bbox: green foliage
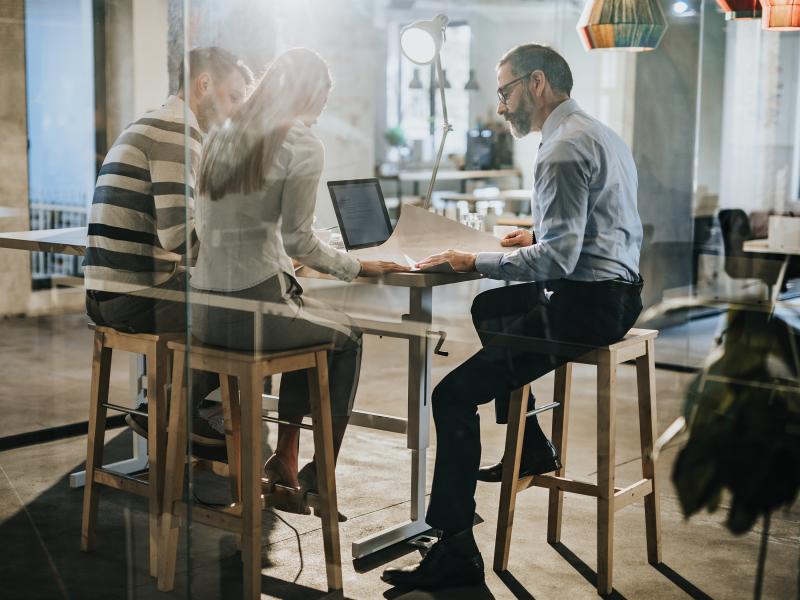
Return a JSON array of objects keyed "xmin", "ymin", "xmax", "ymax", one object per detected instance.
[
  {"xmin": 672, "ymin": 309, "xmax": 800, "ymax": 534},
  {"xmin": 384, "ymin": 125, "xmax": 407, "ymax": 148}
]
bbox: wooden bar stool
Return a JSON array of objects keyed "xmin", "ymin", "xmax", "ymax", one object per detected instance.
[
  {"xmin": 81, "ymin": 324, "xmax": 174, "ymax": 578},
  {"xmin": 157, "ymin": 340, "xmax": 342, "ymax": 600},
  {"xmin": 494, "ymin": 328, "xmax": 662, "ymax": 595}
]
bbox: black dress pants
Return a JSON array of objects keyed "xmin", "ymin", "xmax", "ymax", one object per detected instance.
[{"xmin": 426, "ymin": 278, "xmax": 643, "ymax": 533}]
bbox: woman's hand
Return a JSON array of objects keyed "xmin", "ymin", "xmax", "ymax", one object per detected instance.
[
  {"xmin": 358, "ymin": 260, "xmax": 410, "ymax": 276},
  {"xmin": 501, "ymin": 229, "xmax": 534, "ymax": 247}
]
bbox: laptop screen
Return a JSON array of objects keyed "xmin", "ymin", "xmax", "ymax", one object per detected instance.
[{"xmin": 327, "ymin": 178, "xmax": 393, "ymax": 250}]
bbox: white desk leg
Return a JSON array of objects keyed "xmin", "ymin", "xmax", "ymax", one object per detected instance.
[
  {"xmin": 352, "ymin": 287, "xmax": 433, "ymax": 558},
  {"xmin": 69, "ymin": 354, "xmax": 149, "ymax": 488},
  {"xmin": 769, "ymin": 256, "xmax": 791, "ymax": 315}
]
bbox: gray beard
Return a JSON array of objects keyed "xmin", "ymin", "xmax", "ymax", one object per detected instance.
[{"xmin": 505, "ymin": 90, "xmax": 535, "ymax": 139}]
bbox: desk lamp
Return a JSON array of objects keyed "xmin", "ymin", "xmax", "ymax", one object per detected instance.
[{"xmin": 400, "ymin": 14, "xmax": 451, "ymax": 210}]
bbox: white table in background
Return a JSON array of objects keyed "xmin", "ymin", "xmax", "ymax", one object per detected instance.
[{"xmin": 742, "ymin": 238, "xmax": 800, "ymax": 308}]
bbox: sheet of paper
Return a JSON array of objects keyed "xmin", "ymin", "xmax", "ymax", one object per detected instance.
[{"xmin": 350, "ymin": 204, "xmax": 506, "ymax": 271}]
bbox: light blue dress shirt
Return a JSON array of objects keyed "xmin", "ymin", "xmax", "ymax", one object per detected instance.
[{"xmin": 475, "ymin": 98, "xmax": 643, "ymax": 283}]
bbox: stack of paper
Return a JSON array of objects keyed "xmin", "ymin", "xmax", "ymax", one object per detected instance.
[{"xmin": 351, "ymin": 204, "xmax": 506, "ymax": 272}]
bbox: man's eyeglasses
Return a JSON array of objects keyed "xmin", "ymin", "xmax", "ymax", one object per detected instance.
[{"xmin": 497, "ymin": 71, "xmax": 533, "ymax": 106}]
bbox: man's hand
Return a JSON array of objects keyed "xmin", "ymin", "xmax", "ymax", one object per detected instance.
[
  {"xmin": 358, "ymin": 260, "xmax": 410, "ymax": 276},
  {"xmin": 415, "ymin": 249, "xmax": 477, "ymax": 272},
  {"xmin": 501, "ymin": 229, "xmax": 534, "ymax": 247}
]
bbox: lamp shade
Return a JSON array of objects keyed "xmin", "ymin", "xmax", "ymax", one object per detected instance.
[
  {"xmin": 400, "ymin": 14, "xmax": 448, "ymax": 65},
  {"xmin": 716, "ymin": 0, "xmax": 762, "ymax": 20},
  {"xmin": 577, "ymin": 0, "xmax": 668, "ymax": 52},
  {"xmin": 409, "ymin": 68, "xmax": 423, "ymax": 89},
  {"xmin": 464, "ymin": 69, "xmax": 480, "ymax": 91},
  {"xmin": 762, "ymin": 0, "xmax": 800, "ymax": 29}
]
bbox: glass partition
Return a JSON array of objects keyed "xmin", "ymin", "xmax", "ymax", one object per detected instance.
[{"xmin": 0, "ymin": 1, "xmax": 797, "ymax": 598}]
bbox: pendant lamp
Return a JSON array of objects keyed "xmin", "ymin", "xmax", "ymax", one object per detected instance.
[
  {"xmin": 716, "ymin": 0, "xmax": 762, "ymax": 19},
  {"xmin": 761, "ymin": 0, "xmax": 800, "ymax": 29},
  {"xmin": 577, "ymin": 0, "xmax": 668, "ymax": 51}
]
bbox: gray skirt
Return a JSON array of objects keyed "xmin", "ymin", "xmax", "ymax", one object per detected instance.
[{"xmin": 191, "ymin": 272, "xmax": 362, "ymax": 418}]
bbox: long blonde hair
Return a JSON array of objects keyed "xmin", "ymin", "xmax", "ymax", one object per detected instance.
[{"xmin": 197, "ymin": 48, "xmax": 331, "ymax": 201}]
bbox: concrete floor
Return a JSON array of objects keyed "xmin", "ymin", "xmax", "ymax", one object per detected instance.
[{"xmin": 0, "ymin": 283, "xmax": 798, "ymax": 599}]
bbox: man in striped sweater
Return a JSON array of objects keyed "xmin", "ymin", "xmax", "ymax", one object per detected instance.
[{"xmin": 84, "ymin": 47, "xmax": 253, "ymax": 444}]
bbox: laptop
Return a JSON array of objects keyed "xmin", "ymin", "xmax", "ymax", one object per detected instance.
[{"xmin": 327, "ymin": 178, "xmax": 394, "ymax": 250}]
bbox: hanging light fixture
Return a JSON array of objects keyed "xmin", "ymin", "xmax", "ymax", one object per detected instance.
[
  {"xmin": 437, "ymin": 68, "xmax": 452, "ymax": 89},
  {"xmin": 464, "ymin": 69, "xmax": 480, "ymax": 91},
  {"xmin": 577, "ymin": 0, "xmax": 668, "ymax": 52},
  {"xmin": 409, "ymin": 68, "xmax": 423, "ymax": 89},
  {"xmin": 716, "ymin": 0, "xmax": 762, "ymax": 19},
  {"xmin": 761, "ymin": 0, "xmax": 800, "ymax": 29}
]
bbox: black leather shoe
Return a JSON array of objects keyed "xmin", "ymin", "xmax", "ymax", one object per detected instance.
[
  {"xmin": 477, "ymin": 438, "xmax": 561, "ymax": 483},
  {"xmin": 381, "ymin": 539, "xmax": 485, "ymax": 589}
]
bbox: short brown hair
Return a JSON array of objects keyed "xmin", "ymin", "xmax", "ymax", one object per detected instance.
[
  {"xmin": 178, "ymin": 46, "xmax": 253, "ymax": 91},
  {"xmin": 498, "ymin": 44, "xmax": 573, "ymax": 97}
]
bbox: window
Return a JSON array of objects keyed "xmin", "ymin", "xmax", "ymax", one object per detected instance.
[{"xmin": 388, "ymin": 21, "xmax": 472, "ymax": 162}]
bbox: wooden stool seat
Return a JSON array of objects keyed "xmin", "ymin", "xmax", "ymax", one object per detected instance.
[
  {"xmin": 494, "ymin": 328, "xmax": 662, "ymax": 595},
  {"xmin": 157, "ymin": 339, "xmax": 343, "ymax": 600},
  {"xmin": 81, "ymin": 324, "xmax": 178, "ymax": 578}
]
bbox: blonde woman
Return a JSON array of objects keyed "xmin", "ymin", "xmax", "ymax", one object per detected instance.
[{"xmin": 192, "ymin": 48, "xmax": 406, "ymax": 514}]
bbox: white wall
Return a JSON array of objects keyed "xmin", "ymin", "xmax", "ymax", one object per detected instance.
[
  {"xmin": 105, "ymin": 0, "xmax": 169, "ymax": 143},
  {"xmin": 183, "ymin": 0, "xmax": 378, "ymax": 228},
  {"xmin": 132, "ymin": 0, "xmax": 169, "ymax": 117},
  {"xmin": 719, "ymin": 20, "xmax": 800, "ymax": 214}
]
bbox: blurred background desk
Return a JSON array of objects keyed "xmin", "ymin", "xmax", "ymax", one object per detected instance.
[{"xmin": 380, "ymin": 167, "xmax": 523, "ymax": 198}]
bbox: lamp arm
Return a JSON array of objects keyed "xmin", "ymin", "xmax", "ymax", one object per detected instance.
[
  {"xmin": 423, "ymin": 54, "xmax": 453, "ymax": 210},
  {"xmin": 435, "ymin": 53, "xmax": 449, "ymax": 125}
]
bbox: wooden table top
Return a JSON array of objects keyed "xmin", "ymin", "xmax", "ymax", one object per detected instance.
[
  {"xmin": 743, "ymin": 239, "xmax": 800, "ymax": 256},
  {"xmin": 0, "ymin": 227, "xmax": 483, "ymax": 289}
]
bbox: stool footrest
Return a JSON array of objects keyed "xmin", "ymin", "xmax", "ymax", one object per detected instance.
[
  {"xmin": 102, "ymin": 402, "xmax": 147, "ymax": 417},
  {"xmin": 526, "ymin": 402, "xmax": 559, "ymax": 418},
  {"xmin": 261, "ymin": 415, "xmax": 314, "ymax": 430},
  {"xmin": 174, "ymin": 500, "xmax": 243, "ymax": 532},
  {"xmin": 613, "ymin": 478, "xmax": 653, "ymax": 510},
  {"xmin": 94, "ymin": 468, "xmax": 149, "ymax": 496},
  {"xmin": 523, "ymin": 474, "xmax": 599, "ymax": 497}
]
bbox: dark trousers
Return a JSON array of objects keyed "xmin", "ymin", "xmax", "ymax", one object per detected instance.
[
  {"xmin": 426, "ymin": 278, "xmax": 643, "ymax": 533},
  {"xmin": 86, "ymin": 272, "xmax": 219, "ymax": 411}
]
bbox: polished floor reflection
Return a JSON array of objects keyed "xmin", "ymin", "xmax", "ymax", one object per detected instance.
[{"xmin": 0, "ymin": 309, "xmax": 798, "ymax": 599}]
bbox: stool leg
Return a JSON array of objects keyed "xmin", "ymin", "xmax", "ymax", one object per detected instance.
[
  {"xmin": 81, "ymin": 333, "xmax": 112, "ymax": 552},
  {"xmin": 636, "ymin": 339, "xmax": 662, "ymax": 565},
  {"xmin": 493, "ymin": 383, "xmax": 529, "ymax": 572},
  {"xmin": 145, "ymin": 343, "xmax": 168, "ymax": 577},
  {"xmin": 308, "ymin": 351, "xmax": 343, "ymax": 591},
  {"xmin": 220, "ymin": 374, "xmax": 242, "ymax": 504},
  {"xmin": 241, "ymin": 366, "xmax": 264, "ymax": 600},
  {"xmin": 597, "ymin": 352, "xmax": 617, "ymax": 595},
  {"xmin": 157, "ymin": 350, "xmax": 187, "ymax": 592},
  {"xmin": 547, "ymin": 363, "xmax": 572, "ymax": 545}
]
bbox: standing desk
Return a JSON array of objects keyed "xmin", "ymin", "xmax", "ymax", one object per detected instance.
[
  {"xmin": 0, "ymin": 227, "xmax": 483, "ymax": 558},
  {"xmin": 743, "ymin": 239, "xmax": 800, "ymax": 309}
]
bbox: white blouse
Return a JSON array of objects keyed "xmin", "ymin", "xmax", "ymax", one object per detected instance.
[{"xmin": 191, "ymin": 121, "xmax": 361, "ymax": 293}]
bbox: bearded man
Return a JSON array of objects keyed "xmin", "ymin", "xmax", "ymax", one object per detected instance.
[{"xmin": 382, "ymin": 43, "xmax": 645, "ymax": 590}]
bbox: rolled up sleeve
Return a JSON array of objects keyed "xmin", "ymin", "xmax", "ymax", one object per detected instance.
[{"xmin": 476, "ymin": 141, "xmax": 590, "ymax": 281}]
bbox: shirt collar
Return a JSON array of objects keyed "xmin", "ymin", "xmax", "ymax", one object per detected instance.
[
  {"xmin": 164, "ymin": 95, "xmax": 201, "ymax": 133},
  {"xmin": 540, "ymin": 98, "xmax": 581, "ymax": 144}
]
